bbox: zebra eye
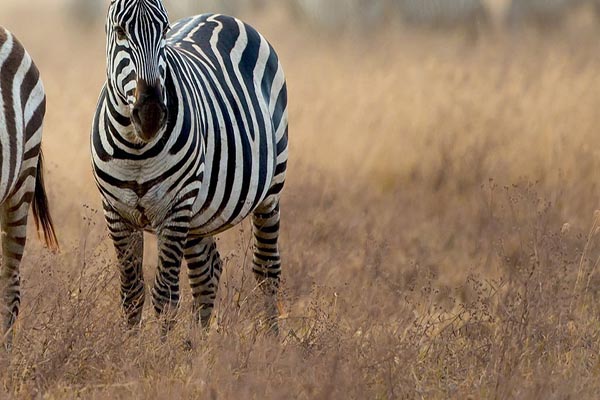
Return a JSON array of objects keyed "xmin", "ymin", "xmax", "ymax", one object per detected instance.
[{"xmin": 114, "ymin": 26, "xmax": 127, "ymax": 41}]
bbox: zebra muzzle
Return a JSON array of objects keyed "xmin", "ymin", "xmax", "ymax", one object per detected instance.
[{"xmin": 131, "ymin": 83, "xmax": 167, "ymax": 142}]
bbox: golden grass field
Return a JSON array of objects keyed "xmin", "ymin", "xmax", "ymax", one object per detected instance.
[{"xmin": 3, "ymin": 1, "xmax": 600, "ymax": 398}]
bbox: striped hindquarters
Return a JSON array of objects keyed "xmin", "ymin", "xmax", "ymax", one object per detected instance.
[
  {"xmin": 0, "ymin": 27, "xmax": 56, "ymax": 348},
  {"xmin": 0, "ymin": 27, "xmax": 46, "ymax": 204}
]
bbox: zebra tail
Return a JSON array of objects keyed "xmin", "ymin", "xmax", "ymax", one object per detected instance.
[{"xmin": 32, "ymin": 150, "xmax": 59, "ymax": 250}]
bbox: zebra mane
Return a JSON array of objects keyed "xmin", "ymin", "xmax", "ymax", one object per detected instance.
[{"xmin": 110, "ymin": 0, "xmax": 165, "ymax": 5}]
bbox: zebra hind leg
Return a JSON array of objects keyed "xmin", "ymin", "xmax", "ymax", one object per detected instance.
[
  {"xmin": 0, "ymin": 181, "xmax": 35, "ymax": 349},
  {"xmin": 184, "ymin": 236, "xmax": 222, "ymax": 329},
  {"xmin": 251, "ymin": 200, "xmax": 282, "ymax": 334}
]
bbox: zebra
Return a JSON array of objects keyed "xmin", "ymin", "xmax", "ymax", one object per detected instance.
[
  {"xmin": 0, "ymin": 27, "xmax": 58, "ymax": 348},
  {"xmin": 91, "ymin": 0, "xmax": 288, "ymax": 334}
]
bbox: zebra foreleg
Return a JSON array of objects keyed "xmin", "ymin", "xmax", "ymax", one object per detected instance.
[
  {"xmin": 252, "ymin": 200, "xmax": 282, "ymax": 334},
  {"xmin": 184, "ymin": 236, "xmax": 222, "ymax": 329},
  {"xmin": 0, "ymin": 177, "xmax": 35, "ymax": 349},
  {"xmin": 152, "ymin": 203, "xmax": 192, "ymax": 336},
  {"xmin": 104, "ymin": 202, "xmax": 145, "ymax": 327}
]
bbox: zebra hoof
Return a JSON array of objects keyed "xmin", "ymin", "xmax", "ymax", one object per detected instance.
[{"xmin": 159, "ymin": 319, "xmax": 177, "ymax": 342}]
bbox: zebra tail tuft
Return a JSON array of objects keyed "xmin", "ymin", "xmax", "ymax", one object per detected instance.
[{"xmin": 32, "ymin": 150, "xmax": 59, "ymax": 251}]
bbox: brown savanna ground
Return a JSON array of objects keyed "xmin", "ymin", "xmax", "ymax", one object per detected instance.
[{"xmin": 3, "ymin": 1, "xmax": 600, "ymax": 398}]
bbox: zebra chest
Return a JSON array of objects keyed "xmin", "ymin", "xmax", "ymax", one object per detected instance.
[
  {"xmin": 108, "ymin": 167, "xmax": 179, "ymax": 231},
  {"xmin": 97, "ymin": 148, "xmax": 201, "ymax": 231},
  {"xmin": 110, "ymin": 187, "xmax": 170, "ymax": 231}
]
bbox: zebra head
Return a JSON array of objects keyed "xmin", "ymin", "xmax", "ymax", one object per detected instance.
[{"xmin": 107, "ymin": 0, "xmax": 170, "ymax": 142}]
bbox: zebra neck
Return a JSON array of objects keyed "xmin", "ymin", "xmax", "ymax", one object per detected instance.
[
  {"xmin": 104, "ymin": 81, "xmax": 136, "ymax": 142},
  {"xmin": 105, "ymin": 81, "xmax": 165, "ymax": 149},
  {"xmin": 102, "ymin": 78, "xmax": 182, "ymax": 153}
]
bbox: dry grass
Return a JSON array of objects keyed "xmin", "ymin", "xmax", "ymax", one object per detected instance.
[{"xmin": 2, "ymin": 2, "xmax": 600, "ymax": 399}]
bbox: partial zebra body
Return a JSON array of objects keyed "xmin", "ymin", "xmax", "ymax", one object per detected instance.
[
  {"xmin": 0, "ymin": 29, "xmax": 42, "ymax": 203},
  {"xmin": 0, "ymin": 27, "xmax": 57, "ymax": 348},
  {"xmin": 92, "ymin": 3, "xmax": 287, "ymax": 334}
]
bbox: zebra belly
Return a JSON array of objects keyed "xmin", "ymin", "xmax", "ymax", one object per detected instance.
[
  {"xmin": 189, "ymin": 170, "xmax": 274, "ymax": 236},
  {"xmin": 189, "ymin": 137, "xmax": 276, "ymax": 236},
  {"xmin": 188, "ymin": 199, "xmax": 258, "ymax": 237}
]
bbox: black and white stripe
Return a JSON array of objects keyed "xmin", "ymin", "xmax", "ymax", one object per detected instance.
[
  {"xmin": 0, "ymin": 27, "xmax": 58, "ymax": 348},
  {"xmin": 92, "ymin": 0, "xmax": 288, "ymax": 333}
]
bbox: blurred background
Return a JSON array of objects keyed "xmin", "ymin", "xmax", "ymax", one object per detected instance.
[
  {"xmin": 61, "ymin": 0, "xmax": 600, "ymax": 33},
  {"xmin": 2, "ymin": 0, "xmax": 600, "ymax": 397}
]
